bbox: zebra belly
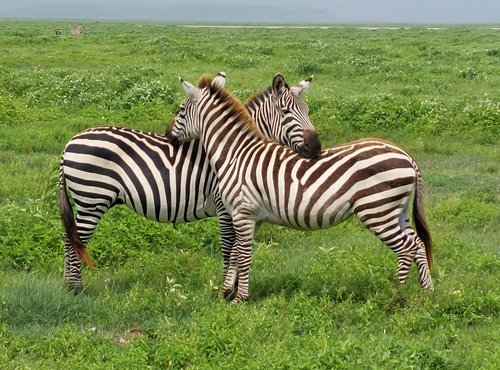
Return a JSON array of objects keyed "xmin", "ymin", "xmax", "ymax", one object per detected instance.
[
  {"xmin": 260, "ymin": 198, "xmax": 353, "ymax": 231},
  {"xmin": 147, "ymin": 193, "xmax": 218, "ymax": 223}
]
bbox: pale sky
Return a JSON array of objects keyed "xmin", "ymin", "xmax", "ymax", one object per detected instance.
[{"xmin": 1, "ymin": 0, "xmax": 499, "ymax": 24}]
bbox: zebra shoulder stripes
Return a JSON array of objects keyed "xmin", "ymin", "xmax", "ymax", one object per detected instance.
[
  {"xmin": 60, "ymin": 72, "xmax": 320, "ymax": 293},
  {"xmin": 167, "ymin": 75, "xmax": 433, "ymax": 304}
]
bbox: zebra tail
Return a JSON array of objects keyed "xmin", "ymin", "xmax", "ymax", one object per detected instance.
[
  {"xmin": 59, "ymin": 169, "xmax": 94, "ymax": 270},
  {"xmin": 413, "ymin": 166, "xmax": 433, "ymax": 269}
]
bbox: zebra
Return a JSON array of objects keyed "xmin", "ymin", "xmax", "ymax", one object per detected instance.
[
  {"xmin": 167, "ymin": 75, "xmax": 433, "ymax": 304},
  {"xmin": 60, "ymin": 72, "xmax": 320, "ymax": 293},
  {"xmin": 71, "ymin": 25, "xmax": 86, "ymax": 36}
]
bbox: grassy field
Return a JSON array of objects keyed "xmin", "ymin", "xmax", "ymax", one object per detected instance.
[{"xmin": 0, "ymin": 20, "xmax": 499, "ymax": 368}]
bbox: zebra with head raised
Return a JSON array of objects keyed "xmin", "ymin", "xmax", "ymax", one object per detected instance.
[
  {"xmin": 167, "ymin": 75, "xmax": 433, "ymax": 304},
  {"xmin": 60, "ymin": 72, "xmax": 319, "ymax": 293}
]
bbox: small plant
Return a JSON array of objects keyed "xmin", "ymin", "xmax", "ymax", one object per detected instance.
[
  {"xmin": 165, "ymin": 276, "xmax": 188, "ymax": 305},
  {"xmin": 121, "ymin": 80, "xmax": 175, "ymax": 109},
  {"xmin": 486, "ymin": 49, "xmax": 500, "ymax": 57},
  {"xmin": 295, "ymin": 56, "xmax": 323, "ymax": 75},
  {"xmin": 459, "ymin": 67, "xmax": 481, "ymax": 80}
]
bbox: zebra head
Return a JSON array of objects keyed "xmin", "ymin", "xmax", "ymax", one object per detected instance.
[
  {"xmin": 255, "ymin": 73, "xmax": 321, "ymax": 159},
  {"xmin": 167, "ymin": 74, "xmax": 258, "ymax": 147},
  {"xmin": 166, "ymin": 78, "xmax": 202, "ymax": 145},
  {"xmin": 166, "ymin": 72, "xmax": 226, "ymax": 144}
]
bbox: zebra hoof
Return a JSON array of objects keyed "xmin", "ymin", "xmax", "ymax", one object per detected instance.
[
  {"xmin": 222, "ymin": 279, "xmax": 239, "ymax": 300},
  {"xmin": 422, "ymin": 283, "xmax": 434, "ymax": 292},
  {"xmin": 66, "ymin": 282, "xmax": 83, "ymax": 295},
  {"xmin": 229, "ymin": 294, "xmax": 247, "ymax": 305},
  {"xmin": 222, "ymin": 288, "xmax": 237, "ymax": 301}
]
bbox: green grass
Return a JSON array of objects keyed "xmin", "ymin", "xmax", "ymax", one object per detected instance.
[{"xmin": 0, "ymin": 21, "xmax": 499, "ymax": 368}]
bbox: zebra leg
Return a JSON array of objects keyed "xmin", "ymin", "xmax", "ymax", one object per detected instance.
[
  {"xmin": 396, "ymin": 228, "xmax": 433, "ymax": 289},
  {"xmin": 409, "ymin": 230, "xmax": 433, "ymax": 290},
  {"xmin": 400, "ymin": 207, "xmax": 433, "ymax": 289},
  {"xmin": 223, "ymin": 242, "xmax": 239, "ymax": 298},
  {"xmin": 362, "ymin": 217, "xmax": 417, "ymax": 285},
  {"xmin": 361, "ymin": 201, "xmax": 432, "ymax": 289},
  {"xmin": 64, "ymin": 210, "xmax": 103, "ymax": 292},
  {"xmin": 64, "ymin": 236, "xmax": 82, "ymax": 293},
  {"xmin": 395, "ymin": 242, "xmax": 416, "ymax": 285},
  {"xmin": 216, "ymin": 207, "xmax": 237, "ymax": 297},
  {"xmin": 229, "ymin": 212, "xmax": 257, "ymax": 304}
]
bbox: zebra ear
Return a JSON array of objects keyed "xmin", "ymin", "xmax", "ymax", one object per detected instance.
[
  {"xmin": 272, "ymin": 73, "xmax": 286, "ymax": 99},
  {"xmin": 212, "ymin": 71, "xmax": 226, "ymax": 88},
  {"xmin": 291, "ymin": 75, "xmax": 313, "ymax": 97},
  {"xmin": 181, "ymin": 78, "xmax": 201, "ymax": 102}
]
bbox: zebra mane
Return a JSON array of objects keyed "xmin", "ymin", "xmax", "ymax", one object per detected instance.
[
  {"xmin": 197, "ymin": 75, "xmax": 266, "ymax": 140},
  {"xmin": 246, "ymin": 86, "xmax": 272, "ymax": 106},
  {"xmin": 197, "ymin": 74, "xmax": 213, "ymax": 90}
]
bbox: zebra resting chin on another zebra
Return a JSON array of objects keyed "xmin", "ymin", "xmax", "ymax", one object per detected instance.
[
  {"xmin": 59, "ymin": 72, "xmax": 320, "ymax": 293},
  {"xmin": 167, "ymin": 74, "xmax": 434, "ymax": 304}
]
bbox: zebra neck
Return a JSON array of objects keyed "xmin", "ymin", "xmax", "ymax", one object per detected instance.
[
  {"xmin": 246, "ymin": 93, "xmax": 275, "ymax": 140},
  {"xmin": 202, "ymin": 113, "xmax": 262, "ymax": 174},
  {"xmin": 245, "ymin": 86, "xmax": 272, "ymax": 116}
]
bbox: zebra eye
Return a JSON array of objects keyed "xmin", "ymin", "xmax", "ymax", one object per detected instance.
[
  {"xmin": 176, "ymin": 103, "xmax": 187, "ymax": 114},
  {"xmin": 175, "ymin": 106, "xmax": 186, "ymax": 116}
]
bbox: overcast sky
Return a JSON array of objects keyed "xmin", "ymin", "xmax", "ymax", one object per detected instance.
[{"xmin": 1, "ymin": 0, "xmax": 499, "ymax": 24}]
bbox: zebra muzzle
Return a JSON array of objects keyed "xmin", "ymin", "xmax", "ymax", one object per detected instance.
[
  {"xmin": 299, "ymin": 130, "xmax": 322, "ymax": 159},
  {"xmin": 165, "ymin": 126, "xmax": 181, "ymax": 146}
]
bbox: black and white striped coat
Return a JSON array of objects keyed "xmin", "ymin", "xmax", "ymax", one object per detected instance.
[
  {"xmin": 59, "ymin": 73, "xmax": 319, "ymax": 292},
  {"xmin": 168, "ymin": 76, "xmax": 433, "ymax": 304}
]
